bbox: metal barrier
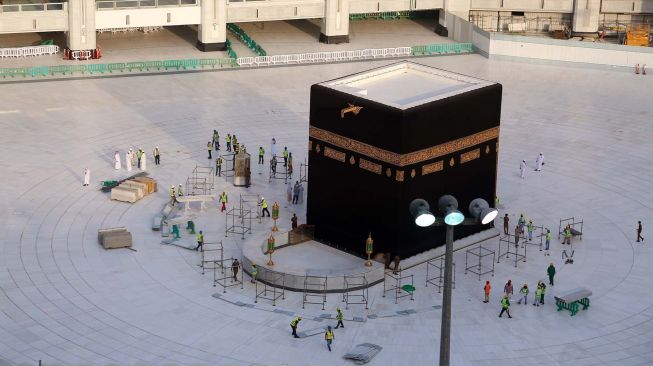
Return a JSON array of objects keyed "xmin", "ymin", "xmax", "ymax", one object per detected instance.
[
  {"xmin": 96, "ymin": 0, "xmax": 197, "ymax": 9},
  {"xmin": 0, "ymin": 45, "xmax": 60, "ymax": 58}
]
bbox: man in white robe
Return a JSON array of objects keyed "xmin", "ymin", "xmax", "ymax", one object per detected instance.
[
  {"xmin": 141, "ymin": 151, "xmax": 147, "ymax": 171},
  {"xmin": 83, "ymin": 168, "xmax": 90, "ymax": 186},
  {"xmin": 114, "ymin": 151, "xmax": 121, "ymax": 170},
  {"xmin": 126, "ymin": 151, "xmax": 132, "ymax": 172},
  {"xmin": 535, "ymin": 153, "xmax": 544, "ymax": 171},
  {"xmin": 520, "ymin": 160, "xmax": 526, "ymax": 179}
]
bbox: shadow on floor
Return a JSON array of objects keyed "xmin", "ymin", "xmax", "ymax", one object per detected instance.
[{"xmin": 285, "ymin": 20, "xmax": 321, "ymax": 40}]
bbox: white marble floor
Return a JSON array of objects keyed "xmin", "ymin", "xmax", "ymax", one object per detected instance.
[{"xmin": 0, "ymin": 54, "xmax": 652, "ymax": 366}]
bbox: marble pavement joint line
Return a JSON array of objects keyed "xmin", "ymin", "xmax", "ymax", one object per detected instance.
[{"xmin": 212, "ymin": 292, "xmax": 438, "ymax": 322}]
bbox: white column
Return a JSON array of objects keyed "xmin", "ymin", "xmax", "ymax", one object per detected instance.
[
  {"xmin": 320, "ymin": 0, "xmax": 350, "ymax": 44},
  {"xmin": 437, "ymin": 0, "xmax": 471, "ymax": 36},
  {"xmin": 572, "ymin": 0, "xmax": 600, "ymax": 33},
  {"xmin": 67, "ymin": 0, "xmax": 96, "ymax": 50},
  {"xmin": 197, "ymin": 0, "xmax": 227, "ymax": 51}
]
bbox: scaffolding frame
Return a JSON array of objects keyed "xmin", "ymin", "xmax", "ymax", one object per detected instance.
[
  {"xmin": 219, "ymin": 152, "xmax": 236, "ymax": 178},
  {"xmin": 497, "ymin": 233, "xmax": 527, "ymax": 267},
  {"xmin": 302, "ymin": 275, "xmax": 327, "ymax": 310},
  {"xmin": 269, "ymin": 156, "xmax": 290, "ymax": 184},
  {"xmin": 426, "ymin": 257, "xmax": 456, "ymax": 292},
  {"xmin": 213, "ymin": 257, "xmax": 244, "ymax": 293},
  {"xmin": 199, "ymin": 241, "xmax": 223, "ymax": 275},
  {"xmin": 464, "ymin": 245, "xmax": 495, "ymax": 280},
  {"xmin": 523, "ymin": 223, "xmax": 545, "ymax": 251},
  {"xmin": 225, "ymin": 206, "xmax": 252, "ymax": 239},
  {"xmin": 299, "ymin": 159, "xmax": 308, "ymax": 183},
  {"xmin": 255, "ymin": 269, "xmax": 286, "ymax": 306},
  {"xmin": 239, "ymin": 194, "xmax": 261, "ymax": 224},
  {"xmin": 341, "ymin": 275, "xmax": 369, "ymax": 310},
  {"xmin": 383, "ymin": 268, "xmax": 414, "ymax": 304},
  {"xmin": 558, "ymin": 217, "xmax": 583, "ymax": 241},
  {"xmin": 185, "ymin": 165, "xmax": 215, "ymax": 196}
]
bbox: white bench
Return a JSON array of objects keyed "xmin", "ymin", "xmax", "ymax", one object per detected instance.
[{"xmin": 176, "ymin": 194, "xmax": 215, "ymax": 212}]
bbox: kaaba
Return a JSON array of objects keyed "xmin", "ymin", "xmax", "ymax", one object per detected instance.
[{"xmin": 306, "ymin": 61, "xmax": 502, "ymax": 259}]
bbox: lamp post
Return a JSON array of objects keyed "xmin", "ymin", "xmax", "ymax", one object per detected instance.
[
  {"xmin": 409, "ymin": 195, "xmax": 497, "ymax": 366},
  {"xmin": 365, "ymin": 233, "xmax": 374, "ymax": 267}
]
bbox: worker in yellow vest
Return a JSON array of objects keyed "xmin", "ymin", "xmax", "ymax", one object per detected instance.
[
  {"xmin": 290, "ymin": 316, "xmax": 301, "ymax": 338},
  {"xmin": 324, "ymin": 326, "xmax": 334, "ymax": 351},
  {"xmin": 226, "ymin": 134, "xmax": 232, "ymax": 152},
  {"xmin": 258, "ymin": 147, "xmax": 265, "ymax": 165},
  {"xmin": 219, "ymin": 192, "xmax": 228, "ymax": 212},
  {"xmin": 282, "ymin": 147, "xmax": 289, "ymax": 167},
  {"xmin": 195, "ymin": 231, "xmax": 204, "ymax": 252},
  {"xmin": 261, "ymin": 197, "xmax": 270, "ymax": 217},
  {"xmin": 169, "ymin": 185, "xmax": 177, "ymax": 205},
  {"xmin": 563, "ymin": 224, "xmax": 572, "ymax": 245},
  {"xmin": 335, "ymin": 307, "xmax": 344, "ymax": 329},
  {"xmin": 250, "ymin": 264, "xmax": 257, "ymax": 283},
  {"xmin": 207, "ymin": 141, "xmax": 213, "ymax": 159}
]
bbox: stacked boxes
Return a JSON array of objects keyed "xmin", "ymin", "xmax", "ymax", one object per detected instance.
[{"xmin": 110, "ymin": 178, "xmax": 157, "ymax": 203}]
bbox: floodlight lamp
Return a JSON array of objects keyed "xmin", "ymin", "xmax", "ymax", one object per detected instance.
[
  {"xmin": 409, "ymin": 199, "xmax": 435, "ymax": 227},
  {"xmin": 468, "ymin": 198, "xmax": 499, "ymax": 225},
  {"xmin": 444, "ymin": 210, "xmax": 464, "ymax": 225},
  {"xmin": 438, "ymin": 195, "xmax": 463, "ymax": 226}
]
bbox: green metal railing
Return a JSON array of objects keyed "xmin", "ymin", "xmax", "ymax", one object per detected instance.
[
  {"xmin": 0, "ymin": 43, "xmax": 473, "ymax": 79},
  {"xmin": 350, "ymin": 10, "xmax": 437, "ymax": 20},
  {"xmin": 227, "ymin": 23, "xmax": 267, "ymax": 57},
  {"xmin": 0, "ymin": 58, "xmax": 236, "ymax": 78},
  {"xmin": 411, "ymin": 43, "xmax": 474, "ymax": 55}
]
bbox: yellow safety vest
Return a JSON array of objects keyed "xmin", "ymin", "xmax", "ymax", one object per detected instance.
[
  {"xmin": 197, "ymin": 233, "xmax": 203, "ymax": 242},
  {"xmin": 290, "ymin": 318, "xmax": 299, "ymax": 327},
  {"xmin": 325, "ymin": 330, "xmax": 334, "ymax": 340},
  {"xmin": 262, "ymin": 200, "xmax": 268, "ymax": 209}
]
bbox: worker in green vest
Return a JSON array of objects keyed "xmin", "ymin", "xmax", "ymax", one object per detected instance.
[
  {"xmin": 250, "ymin": 264, "xmax": 257, "ymax": 283},
  {"xmin": 540, "ymin": 282, "xmax": 547, "ymax": 304},
  {"xmin": 207, "ymin": 141, "xmax": 213, "ymax": 159},
  {"xmin": 547, "ymin": 262, "xmax": 556, "ymax": 286},
  {"xmin": 282, "ymin": 147, "xmax": 289, "ymax": 167},
  {"xmin": 498, "ymin": 294, "xmax": 512, "ymax": 318},
  {"xmin": 563, "ymin": 224, "xmax": 572, "ymax": 245},
  {"xmin": 195, "ymin": 230, "xmax": 204, "ymax": 252},
  {"xmin": 261, "ymin": 197, "xmax": 270, "ymax": 217},
  {"xmin": 290, "ymin": 316, "xmax": 301, "ymax": 338},
  {"xmin": 545, "ymin": 228, "xmax": 552, "ymax": 255},
  {"xmin": 324, "ymin": 326, "xmax": 334, "ymax": 351},
  {"xmin": 215, "ymin": 156, "xmax": 222, "ymax": 176},
  {"xmin": 136, "ymin": 148, "xmax": 143, "ymax": 168},
  {"xmin": 258, "ymin": 146, "xmax": 265, "ymax": 165},
  {"xmin": 225, "ymin": 134, "xmax": 232, "ymax": 152},
  {"xmin": 212, "ymin": 129, "xmax": 220, "ymax": 150},
  {"xmin": 335, "ymin": 307, "xmax": 344, "ymax": 329}
]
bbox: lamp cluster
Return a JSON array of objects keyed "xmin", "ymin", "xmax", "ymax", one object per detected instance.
[{"xmin": 409, "ymin": 195, "xmax": 498, "ymax": 227}]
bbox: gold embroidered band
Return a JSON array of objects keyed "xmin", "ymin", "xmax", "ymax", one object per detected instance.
[{"xmin": 309, "ymin": 126, "xmax": 499, "ymax": 167}]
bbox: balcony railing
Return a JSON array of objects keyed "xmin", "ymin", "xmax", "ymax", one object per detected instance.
[
  {"xmin": 0, "ymin": 2, "xmax": 65, "ymax": 13},
  {"xmin": 95, "ymin": 0, "xmax": 197, "ymax": 10}
]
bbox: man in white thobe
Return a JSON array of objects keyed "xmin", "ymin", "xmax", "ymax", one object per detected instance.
[
  {"xmin": 141, "ymin": 151, "xmax": 147, "ymax": 171},
  {"xmin": 535, "ymin": 153, "xmax": 544, "ymax": 171},
  {"xmin": 271, "ymin": 138, "xmax": 277, "ymax": 158},
  {"xmin": 520, "ymin": 160, "xmax": 526, "ymax": 179},
  {"xmin": 83, "ymin": 168, "xmax": 90, "ymax": 186},
  {"xmin": 114, "ymin": 151, "xmax": 121, "ymax": 170},
  {"xmin": 126, "ymin": 151, "xmax": 132, "ymax": 172}
]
